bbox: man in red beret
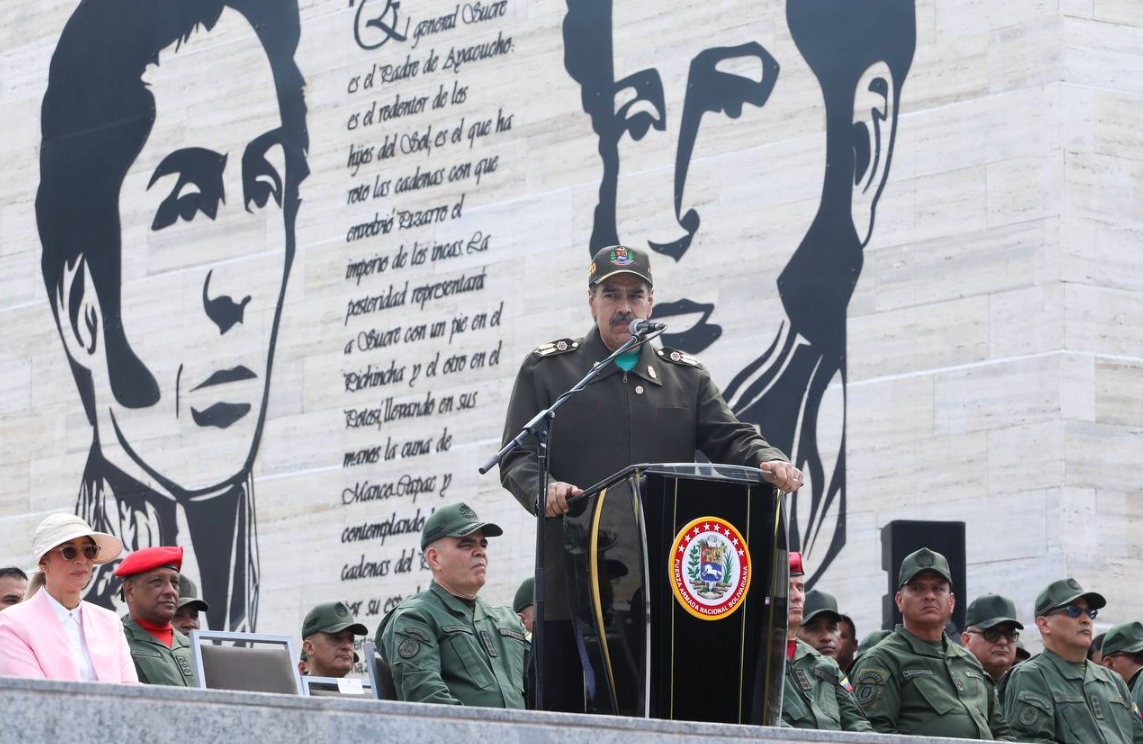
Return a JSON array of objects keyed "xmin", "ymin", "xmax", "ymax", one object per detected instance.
[{"xmin": 115, "ymin": 547, "xmax": 195, "ymax": 686}]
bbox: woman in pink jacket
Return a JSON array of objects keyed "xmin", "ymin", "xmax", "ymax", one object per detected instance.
[{"xmin": 0, "ymin": 513, "xmax": 137, "ymax": 683}]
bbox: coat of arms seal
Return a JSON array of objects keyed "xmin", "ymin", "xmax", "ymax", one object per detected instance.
[{"xmin": 668, "ymin": 516, "xmax": 752, "ymax": 621}]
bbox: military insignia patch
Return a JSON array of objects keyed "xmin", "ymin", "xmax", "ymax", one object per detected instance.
[
  {"xmin": 1066, "ymin": 578, "xmax": 1081, "ymax": 591},
  {"xmin": 917, "ymin": 552, "xmax": 935, "ymax": 568},
  {"xmin": 1019, "ymin": 705, "xmax": 1038, "ymax": 726},
  {"xmin": 855, "ymin": 679, "xmax": 882, "ymax": 706},
  {"xmin": 398, "ymin": 638, "xmax": 420, "ymax": 659},
  {"xmin": 589, "ymin": 261, "xmax": 597, "ymax": 276},
  {"xmin": 609, "ymin": 246, "xmax": 634, "ymax": 266},
  {"xmin": 647, "ymin": 365, "xmax": 657, "ymax": 380},
  {"xmin": 670, "ymin": 351, "xmax": 681, "ymax": 362},
  {"xmin": 335, "ymin": 602, "xmax": 349, "ymax": 618},
  {"xmin": 556, "ymin": 340, "xmax": 568, "ymax": 351},
  {"xmin": 839, "ymin": 675, "xmax": 853, "ymax": 693},
  {"xmin": 480, "ymin": 630, "xmax": 498, "ymax": 657},
  {"xmin": 668, "ymin": 516, "xmax": 751, "ymax": 621},
  {"xmin": 1091, "ymin": 695, "xmax": 1103, "ymax": 720},
  {"xmin": 176, "ymin": 655, "xmax": 194, "ymax": 677},
  {"xmin": 794, "ymin": 669, "xmax": 812, "ymax": 691},
  {"xmin": 459, "ymin": 503, "xmax": 477, "ymax": 519}
]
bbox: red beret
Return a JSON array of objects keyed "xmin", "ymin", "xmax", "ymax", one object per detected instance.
[
  {"xmin": 789, "ymin": 551, "xmax": 804, "ymax": 578},
  {"xmin": 113, "ymin": 546, "xmax": 183, "ymax": 577}
]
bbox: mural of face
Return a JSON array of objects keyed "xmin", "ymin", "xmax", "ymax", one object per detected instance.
[
  {"xmin": 105, "ymin": 7, "xmax": 289, "ymax": 492},
  {"xmin": 563, "ymin": 0, "xmax": 915, "ymax": 585},
  {"xmin": 37, "ymin": 0, "xmax": 308, "ymax": 630}
]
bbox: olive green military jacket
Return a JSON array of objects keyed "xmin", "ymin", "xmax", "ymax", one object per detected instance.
[
  {"xmin": 1000, "ymin": 648, "xmax": 1143, "ymax": 743},
  {"xmin": 499, "ymin": 327, "xmax": 788, "ymax": 620},
  {"xmin": 1130, "ymin": 669, "xmax": 1143, "ymax": 718},
  {"xmin": 121, "ymin": 617, "xmax": 195, "ymax": 687},
  {"xmin": 378, "ymin": 582, "xmax": 528, "ymax": 709},
  {"xmin": 782, "ymin": 639, "xmax": 873, "ymax": 732},
  {"xmin": 851, "ymin": 625, "xmax": 1015, "ymax": 740}
]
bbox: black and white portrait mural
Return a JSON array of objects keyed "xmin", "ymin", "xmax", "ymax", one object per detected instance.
[
  {"xmin": 36, "ymin": 0, "xmax": 308, "ymax": 631},
  {"xmin": 562, "ymin": 0, "xmax": 916, "ymax": 586}
]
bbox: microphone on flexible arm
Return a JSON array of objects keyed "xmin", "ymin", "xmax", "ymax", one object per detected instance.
[{"xmin": 628, "ymin": 318, "xmax": 667, "ymax": 337}]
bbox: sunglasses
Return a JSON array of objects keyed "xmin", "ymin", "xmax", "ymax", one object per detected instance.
[
  {"xmin": 52, "ymin": 544, "xmax": 100, "ymax": 561},
  {"xmin": 1048, "ymin": 605, "xmax": 1098, "ymax": 620},
  {"xmin": 965, "ymin": 627, "xmax": 1020, "ymax": 643}
]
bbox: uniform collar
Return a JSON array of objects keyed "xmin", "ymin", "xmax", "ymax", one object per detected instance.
[
  {"xmin": 897, "ymin": 624, "xmax": 952, "ymax": 658},
  {"xmin": 123, "ymin": 615, "xmax": 191, "ymax": 650},
  {"xmin": 792, "ymin": 638, "xmax": 816, "ymax": 662},
  {"xmin": 429, "ymin": 581, "xmax": 488, "ymax": 618},
  {"xmin": 1041, "ymin": 647, "xmax": 1087, "ymax": 680},
  {"xmin": 584, "ymin": 327, "xmax": 663, "ymax": 386}
]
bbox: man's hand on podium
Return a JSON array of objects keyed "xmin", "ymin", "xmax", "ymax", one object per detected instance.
[
  {"xmin": 761, "ymin": 460, "xmax": 803, "ymax": 493},
  {"xmin": 545, "ymin": 481, "xmax": 584, "ymax": 517}
]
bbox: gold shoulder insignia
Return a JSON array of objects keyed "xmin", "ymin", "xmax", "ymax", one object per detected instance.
[
  {"xmin": 657, "ymin": 346, "xmax": 702, "ymax": 368},
  {"xmin": 534, "ymin": 338, "xmax": 580, "ymax": 357}
]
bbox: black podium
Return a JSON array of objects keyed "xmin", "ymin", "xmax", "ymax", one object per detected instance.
[{"xmin": 558, "ymin": 463, "xmax": 788, "ymax": 725}]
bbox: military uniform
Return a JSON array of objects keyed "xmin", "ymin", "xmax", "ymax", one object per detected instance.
[
  {"xmin": 378, "ymin": 582, "xmax": 528, "ymax": 708},
  {"xmin": 1102, "ymin": 621, "xmax": 1143, "ymax": 715},
  {"xmin": 122, "ymin": 616, "xmax": 195, "ymax": 686},
  {"xmin": 782, "ymin": 638, "xmax": 872, "ymax": 731},
  {"xmin": 1002, "ymin": 579, "xmax": 1143, "ymax": 743},
  {"xmin": 1002, "ymin": 648, "xmax": 1143, "ymax": 743},
  {"xmin": 851, "ymin": 624, "xmax": 1014, "ymax": 739}
]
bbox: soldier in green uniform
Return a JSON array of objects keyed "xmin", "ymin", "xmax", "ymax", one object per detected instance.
[
  {"xmin": 851, "ymin": 547, "xmax": 1014, "ymax": 739},
  {"xmin": 172, "ymin": 575, "xmax": 209, "ymax": 637},
  {"xmin": 302, "ymin": 601, "xmax": 368, "ymax": 678},
  {"xmin": 378, "ymin": 503, "xmax": 528, "ymax": 708},
  {"xmin": 961, "ymin": 594, "xmax": 1024, "ymax": 684},
  {"xmin": 499, "ymin": 244, "xmax": 800, "ymax": 711},
  {"xmin": 797, "ymin": 588, "xmax": 844, "ymax": 660},
  {"xmin": 851, "ymin": 630, "xmax": 893, "ymax": 672},
  {"xmin": 782, "ymin": 552, "xmax": 872, "ymax": 732},
  {"xmin": 1101, "ymin": 621, "xmax": 1143, "ymax": 716},
  {"xmin": 1002, "ymin": 579, "xmax": 1143, "ymax": 743},
  {"xmin": 115, "ymin": 546, "xmax": 195, "ymax": 686},
  {"xmin": 513, "ymin": 577, "xmax": 534, "ymax": 636}
]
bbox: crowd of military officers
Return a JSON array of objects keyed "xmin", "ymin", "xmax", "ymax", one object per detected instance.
[{"xmin": 782, "ymin": 547, "xmax": 1143, "ymax": 743}]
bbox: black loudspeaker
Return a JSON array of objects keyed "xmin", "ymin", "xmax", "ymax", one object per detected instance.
[{"xmin": 880, "ymin": 520, "xmax": 966, "ymax": 632}]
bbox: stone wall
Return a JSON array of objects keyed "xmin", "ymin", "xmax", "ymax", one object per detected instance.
[{"xmin": 0, "ymin": 0, "xmax": 1138, "ymax": 654}]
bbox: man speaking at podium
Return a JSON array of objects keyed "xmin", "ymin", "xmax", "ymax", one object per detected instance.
[{"xmin": 499, "ymin": 244, "xmax": 801, "ymax": 711}]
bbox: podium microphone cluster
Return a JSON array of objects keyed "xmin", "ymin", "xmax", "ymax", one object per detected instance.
[{"xmin": 628, "ymin": 318, "xmax": 667, "ymax": 337}]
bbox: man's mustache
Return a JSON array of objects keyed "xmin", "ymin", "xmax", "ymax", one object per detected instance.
[{"xmin": 610, "ymin": 312, "xmax": 635, "ymax": 327}]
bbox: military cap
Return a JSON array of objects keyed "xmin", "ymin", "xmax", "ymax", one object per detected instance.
[
  {"xmin": 802, "ymin": 589, "xmax": 842, "ymax": 625},
  {"xmin": 302, "ymin": 601, "xmax": 368, "ymax": 639},
  {"xmin": 588, "ymin": 245, "xmax": 653, "ymax": 288},
  {"xmin": 113, "ymin": 546, "xmax": 183, "ymax": 577},
  {"xmin": 420, "ymin": 502, "xmax": 503, "ymax": 550},
  {"xmin": 789, "ymin": 551, "xmax": 805, "ymax": 578},
  {"xmin": 513, "ymin": 577, "xmax": 535, "ymax": 613},
  {"xmin": 1033, "ymin": 577, "xmax": 1106, "ymax": 617},
  {"xmin": 964, "ymin": 593, "xmax": 1023, "ymax": 630},
  {"xmin": 897, "ymin": 547, "xmax": 952, "ymax": 589},
  {"xmin": 177, "ymin": 575, "xmax": 209, "ymax": 612},
  {"xmin": 1101, "ymin": 621, "xmax": 1143, "ymax": 657},
  {"xmin": 1014, "ymin": 640, "xmax": 1030, "ymax": 662}
]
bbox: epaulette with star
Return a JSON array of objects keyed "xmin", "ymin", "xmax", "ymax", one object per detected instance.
[
  {"xmin": 533, "ymin": 338, "xmax": 580, "ymax": 357},
  {"xmin": 656, "ymin": 346, "xmax": 703, "ymax": 368}
]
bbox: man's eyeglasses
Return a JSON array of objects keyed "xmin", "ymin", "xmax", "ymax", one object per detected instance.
[
  {"xmin": 1048, "ymin": 605, "xmax": 1098, "ymax": 620},
  {"xmin": 52, "ymin": 544, "xmax": 99, "ymax": 561},
  {"xmin": 965, "ymin": 627, "xmax": 1020, "ymax": 643}
]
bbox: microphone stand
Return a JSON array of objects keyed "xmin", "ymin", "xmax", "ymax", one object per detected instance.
[{"xmin": 478, "ymin": 323, "xmax": 665, "ymax": 711}]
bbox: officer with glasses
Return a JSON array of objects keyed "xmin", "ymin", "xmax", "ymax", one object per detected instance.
[
  {"xmin": 1001, "ymin": 578, "xmax": 1143, "ymax": 743},
  {"xmin": 961, "ymin": 594, "xmax": 1024, "ymax": 684}
]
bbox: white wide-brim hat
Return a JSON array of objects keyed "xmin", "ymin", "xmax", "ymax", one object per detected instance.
[{"xmin": 31, "ymin": 513, "xmax": 122, "ymax": 566}]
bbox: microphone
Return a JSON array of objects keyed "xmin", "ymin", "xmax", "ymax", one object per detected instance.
[{"xmin": 628, "ymin": 318, "xmax": 667, "ymax": 336}]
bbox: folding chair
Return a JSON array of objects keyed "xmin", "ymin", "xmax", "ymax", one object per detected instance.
[
  {"xmin": 364, "ymin": 640, "xmax": 398, "ymax": 700},
  {"xmin": 189, "ymin": 630, "xmax": 302, "ymax": 694}
]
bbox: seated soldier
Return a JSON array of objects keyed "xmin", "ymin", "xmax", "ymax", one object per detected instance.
[
  {"xmin": 115, "ymin": 546, "xmax": 195, "ymax": 686},
  {"xmin": 302, "ymin": 602, "xmax": 367, "ymax": 679},
  {"xmin": 377, "ymin": 503, "xmax": 528, "ymax": 708}
]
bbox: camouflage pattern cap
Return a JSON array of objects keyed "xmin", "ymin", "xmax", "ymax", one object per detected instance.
[
  {"xmin": 897, "ymin": 547, "xmax": 952, "ymax": 589},
  {"xmin": 965, "ymin": 593, "xmax": 1023, "ymax": 630},
  {"xmin": 801, "ymin": 589, "xmax": 842, "ymax": 625},
  {"xmin": 420, "ymin": 502, "xmax": 504, "ymax": 550},
  {"xmin": 1101, "ymin": 621, "xmax": 1143, "ymax": 657},
  {"xmin": 588, "ymin": 245, "xmax": 653, "ymax": 288},
  {"xmin": 1034, "ymin": 577, "xmax": 1106, "ymax": 617}
]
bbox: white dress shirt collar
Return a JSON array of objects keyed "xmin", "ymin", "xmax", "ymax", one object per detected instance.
[{"xmin": 42, "ymin": 589, "xmax": 98, "ymax": 681}]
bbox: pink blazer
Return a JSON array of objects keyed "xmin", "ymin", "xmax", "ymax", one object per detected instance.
[{"xmin": 0, "ymin": 588, "xmax": 138, "ymax": 683}]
